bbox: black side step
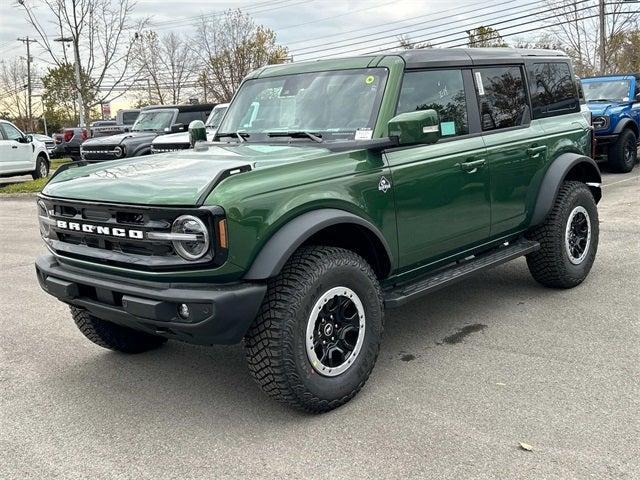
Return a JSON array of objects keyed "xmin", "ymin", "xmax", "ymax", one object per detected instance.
[{"xmin": 384, "ymin": 239, "xmax": 540, "ymax": 308}]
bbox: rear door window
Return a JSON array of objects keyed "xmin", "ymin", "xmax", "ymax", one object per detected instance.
[
  {"xmin": 176, "ymin": 110, "xmax": 208, "ymax": 125},
  {"xmin": 474, "ymin": 66, "xmax": 529, "ymax": 131},
  {"xmin": 529, "ymin": 62, "xmax": 579, "ymax": 117},
  {"xmin": 396, "ymin": 69, "xmax": 469, "ymax": 138}
]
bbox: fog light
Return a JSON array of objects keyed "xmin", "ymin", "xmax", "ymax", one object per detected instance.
[{"xmin": 178, "ymin": 303, "xmax": 190, "ymax": 320}]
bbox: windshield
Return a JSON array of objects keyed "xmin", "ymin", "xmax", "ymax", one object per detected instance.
[
  {"xmin": 206, "ymin": 106, "xmax": 228, "ymax": 128},
  {"xmin": 217, "ymin": 68, "xmax": 388, "ymax": 142},
  {"xmin": 582, "ymin": 80, "xmax": 631, "ymax": 102},
  {"xmin": 132, "ymin": 110, "xmax": 176, "ymax": 132}
]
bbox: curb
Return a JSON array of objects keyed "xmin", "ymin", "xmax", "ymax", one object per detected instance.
[{"xmin": 0, "ymin": 193, "xmax": 38, "ymax": 199}]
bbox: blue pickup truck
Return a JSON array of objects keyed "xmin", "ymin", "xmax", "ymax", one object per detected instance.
[{"xmin": 581, "ymin": 74, "xmax": 640, "ymax": 173}]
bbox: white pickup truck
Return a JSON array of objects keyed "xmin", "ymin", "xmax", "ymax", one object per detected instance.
[{"xmin": 0, "ymin": 119, "xmax": 50, "ymax": 179}]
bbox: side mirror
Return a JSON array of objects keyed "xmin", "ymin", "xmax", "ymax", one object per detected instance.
[
  {"xmin": 170, "ymin": 123, "xmax": 185, "ymax": 133},
  {"xmin": 388, "ymin": 109, "xmax": 441, "ymax": 146},
  {"xmin": 188, "ymin": 120, "xmax": 207, "ymax": 147}
]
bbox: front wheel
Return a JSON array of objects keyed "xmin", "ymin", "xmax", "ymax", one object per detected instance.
[
  {"xmin": 31, "ymin": 155, "xmax": 49, "ymax": 179},
  {"xmin": 244, "ymin": 246, "xmax": 384, "ymax": 412},
  {"xmin": 526, "ymin": 181, "xmax": 599, "ymax": 288}
]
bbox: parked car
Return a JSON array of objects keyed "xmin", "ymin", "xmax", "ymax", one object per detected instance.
[
  {"xmin": 51, "ymin": 127, "xmax": 88, "ymax": 161},
  {"xmin": 151, "ymin": 103, "xmax": 229, "ymax": 153},
  {"xmin": 36, "ymin": 48, "xmax": 600, "ymax": 412},
  {"xmin": 581, "ymin": 74, "xmax": 640, "ymax": 172},
  {"xmin": 29, "ymin": 133, "xmax": 57, "ymax": 158},
  {"xmin": 91, "ymin": 109, "xmax": 140, "ymax": 138},
  {"xmin": 0, "ymin": 119, "xmax": 50, "ymax": 178},
  {"xmin": 80, "ymin": 104, "xmax": 214, "ymax": 161}
]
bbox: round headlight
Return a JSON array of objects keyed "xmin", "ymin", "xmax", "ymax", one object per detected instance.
[
  {"xmin": 114, "ymin": 145, "xmax": 124, "ymax": 157},
  {"xmin": 171, "ymin": 215, "xmax": 210, "ymax": 260},
  {"xmin": 37, "ymin": 200, "xmax": 50, "ymax": 238}
]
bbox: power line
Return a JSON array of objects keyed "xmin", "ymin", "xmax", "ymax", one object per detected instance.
[
  {"xmin": 289, "ymin": 0, "xmax": 527, "ymax": 52},
  {"xmin": 303, "ymin": 0, "xmax": 594, "ymax": 60}
]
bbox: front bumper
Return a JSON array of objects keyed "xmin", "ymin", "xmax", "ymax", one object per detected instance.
[{"xmin": 36, "ymin": 254, "xmax": 266, "ymax": 345}]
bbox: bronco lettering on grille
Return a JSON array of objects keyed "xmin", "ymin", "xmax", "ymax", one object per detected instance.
[{"xmin": 56, "ymin": 220, "xmax": 144, "ymax": 239}]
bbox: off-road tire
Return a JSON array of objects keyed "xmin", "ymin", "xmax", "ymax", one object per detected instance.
[
  {"xmin": 70, "ymin": 307, "xmax": 167, "ymax": 353},
  {"xmin": 607, "ymin": 128, "xmax": 637, "ymax": 173},
  {"xmin": 244, "ymin": 246, "xmax": 384, "ymax": 413},
  {"xmin": 31, "ymin": 155, "xmax": 49, "ymax": 179},
  {"xmin": 526, "ymin": 181, "xmax": 598, "ymax": 288}
]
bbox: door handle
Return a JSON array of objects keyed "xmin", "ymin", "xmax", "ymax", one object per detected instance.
[
  {"xmin": 526, "ymin": 145, "xmax": 546, "ymax": 159},
  {"xmin": 11, "ymin": 145, "xmax": 18, "ymax": 149},
  {"xmin": 459, "ymin": 159, "xmax": 486, "ymax": 172}
]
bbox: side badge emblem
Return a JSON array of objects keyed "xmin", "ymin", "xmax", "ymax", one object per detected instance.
[{"xmin": 378, "ymin": 176, "xmax": 391, "ymax": 193}]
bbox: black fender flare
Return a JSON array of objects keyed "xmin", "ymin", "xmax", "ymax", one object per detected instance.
[
  {"xmin": 613, "ymin": 117, "xmax": 639, "ymax": 136},
  {"xmin": 243, "ymin": 208, "xmax": 394, "ymax": 280},
  {"xmin": 530, "ymin": 153, "xmax": 602, "ymax": 227}
]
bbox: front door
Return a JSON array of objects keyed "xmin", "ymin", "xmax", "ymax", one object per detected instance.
[
  {"xmin": 0, "ymin": 122, "xmax": 32, "ymax": 173},
  {"xmin": 385, "ymin": 68, "xmax": 491, "ymax": 272}
]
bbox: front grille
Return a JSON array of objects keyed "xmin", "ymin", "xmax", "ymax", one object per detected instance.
[
  {"xmin": 81, "ymin": 144, "xmax": 118, "ymax": 160},
  {"xmin": 151, "ymin": 143, "xmax": 190, "ymax": 154},
  {"xmin": 39, "ymin": 196, "xmax": 226, "ymax": 271}
]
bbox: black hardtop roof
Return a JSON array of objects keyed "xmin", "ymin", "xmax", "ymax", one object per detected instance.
[
  {"xmin": 395, "ymin": 47, "xmax": 568, "ymax": 68},
  {"xmin": 141, "ymin": 103, "xmax": 216, "ymax": 112}
]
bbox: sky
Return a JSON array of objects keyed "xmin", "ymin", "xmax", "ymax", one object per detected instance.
[{"xmin": 0, "ymin": 0, "xmax": 547, "ymax": 110}]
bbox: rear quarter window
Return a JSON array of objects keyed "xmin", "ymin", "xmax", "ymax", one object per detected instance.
[{"xmin": 529, "ymin": 62, "xmax": 579, "ymax": 118}]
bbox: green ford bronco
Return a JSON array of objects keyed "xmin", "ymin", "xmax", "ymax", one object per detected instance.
[{"xmin": 36, "ymin": 48, "xmax": 601, "ymax": 412}]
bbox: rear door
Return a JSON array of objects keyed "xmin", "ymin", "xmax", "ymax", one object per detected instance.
[
  {"xmin": 0, "ymin": 122, "xmax": 32, "ymax": 173},
  {"xmin": 474, "ymin": 65, "xmax": 547, "ymax": 237},
  {"xmin": 385, "ymin": 68, "xmax": 491, "ymax": 272}
]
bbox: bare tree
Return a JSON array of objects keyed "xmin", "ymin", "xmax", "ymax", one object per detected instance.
[
  {"xmin": 195, "ymin": 9, "xmax": 289, "ymax": 102},
  {"xmin": 17, "ymin": 0, "xmax": 145, "ymax": 129},
  {"xmin": 0, "ymin": 58, "xmax": 32, "ymax": 129},
  {"xmin": 540, "ymin": 1, "xmax": 639, "ymax": 76},
  {"xmin": 132, "ymin": 31, "xmax": 198, "ymax": 105},
  {"xmin": 396, "ymin": 34, "xmax": 432, "ymax": 49}
]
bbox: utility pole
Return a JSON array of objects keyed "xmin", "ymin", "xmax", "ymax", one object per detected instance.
[
  {"xmin": 17, "ymin": 36, "xmax": 36, "ymax": 132},
  {"xmin": 54, "ymin": 36, "xmax": 84, "ymax": 129},
  {"xmin": 599, "ymin": 0, "xmax": 606, "ymax": 74}
]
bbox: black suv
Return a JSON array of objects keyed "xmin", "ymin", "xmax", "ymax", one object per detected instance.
[{"xmin": 80, "ymin": 104, "xmax": 214, "ymax": 161}]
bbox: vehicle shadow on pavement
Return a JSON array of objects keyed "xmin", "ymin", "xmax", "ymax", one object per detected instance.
[{"xmin": 48, "ymin": 259, "xmax": 561, "ymax": 422}]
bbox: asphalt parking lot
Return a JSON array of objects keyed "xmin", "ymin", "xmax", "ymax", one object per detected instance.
[{"xmin": 0, "ymin": 168, "xmax": 638, "ymax": 480}]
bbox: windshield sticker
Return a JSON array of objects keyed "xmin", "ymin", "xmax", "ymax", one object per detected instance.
[
  {"xmin": 440, "ymin": 121, "xmax": 456, "ymax": 136},
  {"xmin": 365, "ymin": 75, "xmax": 375, "ymax": 85},
  {"xmin": 355, "ymin": 128, "xmax": 373, "ymax": 140}
]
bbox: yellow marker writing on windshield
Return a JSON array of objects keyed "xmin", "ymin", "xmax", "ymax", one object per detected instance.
[{"xmin": 365, "ymin": 75, "xmax": 375, "ymax": 85}]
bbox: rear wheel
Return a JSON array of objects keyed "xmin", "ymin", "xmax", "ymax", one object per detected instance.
[
  {"xmin": 70, "ymin": 307, "xmax": 167, "ymax": 353},
  {"xmin": 244, "ymin": 246, "xmax": 384, "ymax": 412},
  {"xmin": 607, "ymin": 128, "xmax": 637, "ymax": 173},
  {"xmin": 31, "ymin": 155, "xmax": 49, "ymax": 179},
  {"xmin": 526, "ymin": 181, "xmax": 599, "ymax": 288}
]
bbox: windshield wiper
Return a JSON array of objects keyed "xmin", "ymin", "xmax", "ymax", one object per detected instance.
[
  {"xmin": 216, "ymin": 132, "xmax": 249, "ymax": 142},
  {"xmin": 587, "ymin": 98, "xmax": 614, "ymax": 102},
  {"xmin": 267, "ymin": 131, "xmax": 323, "ymax": 143}
]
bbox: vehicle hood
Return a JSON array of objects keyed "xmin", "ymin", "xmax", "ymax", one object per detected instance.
[
  {"xmin": 585, "ymin": 102, "xmax": 628, "ymax": 115},
  {"xmin": 82, "ymin": 131, "xmax": 158, "ymax": 147},
  {"xmin": 43, "ymin": 143, "xmax": 334, "ymax": 205}
]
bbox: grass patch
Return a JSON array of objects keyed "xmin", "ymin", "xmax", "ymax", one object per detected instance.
[
  {"xmin": 0, "ymin": 177, "xmax": 49, "ymax": 194},
  {"xmin": 0, "ymin": 157, "xmax": 73, "ymax": 194}
]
